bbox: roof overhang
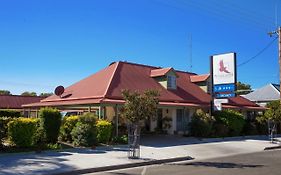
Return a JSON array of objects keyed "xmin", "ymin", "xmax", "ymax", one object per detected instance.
[
  {"xmin": 23, "ymin": 97, "xmax": 265, "ymax": 111},
  {"xmin": 222, "ymin": 104, "xmax": 266, "ymax": 110},
  {"xmin": 22, "ymin": 98, "xmax": 102, "ymax": 108}
]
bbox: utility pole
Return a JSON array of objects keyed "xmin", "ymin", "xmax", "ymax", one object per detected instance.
[
  {"xmin": 279, "ymin": 27, "xmax": 281, "ymax": 106},
  {"xmin": 268, "ymin": 27, "xmax": 281, "ymax": 105}
]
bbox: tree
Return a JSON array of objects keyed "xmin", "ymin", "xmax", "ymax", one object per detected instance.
[
  {"xmin": 121, "ymin": 89, "xmax": 159, "ymax": 158},
  {"xmin": 264, "ymin": 100, "xmax": 281, "ymax": 122},
  {"xmin": 39, "ymin": 93, "xmax": 53, "ymax": 97},
  {"xmin": 258, "ymin": 101, "xmax": 281, "ymax": 135},
  {"xmin": 21, "ymin": 91, "xmax": 37, "ymax": 96},
  {"xmin": 236, "ymin": 81, "xmax": 252, "ymax": 95},
  {"xmin": 0, "ymin": 90, "xmax": 11, "ymax": 95}
]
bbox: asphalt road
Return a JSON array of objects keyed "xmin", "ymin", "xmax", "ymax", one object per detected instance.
[{"xmin": 91, "ymin": 149, "xmax": 281, "ymax": 175}]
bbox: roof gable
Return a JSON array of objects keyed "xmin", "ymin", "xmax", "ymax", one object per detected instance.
[
  {"xmin": 272, "ymin": 83, "xmax": 280, "ymax": 92},
  {"xmin": 244, "ymin": 83, "xmax": 280, "ymax": 102},
  {"xmin": 190, "ymin": 74, "xmax": 210, "ymax": 83},
  {"xmin": 150, "ymin": 67, "xmax": 178, "ymax": 78},
  {"xmin": 42, "ymin": 62, "xmax": 118, "ymax": 102}
]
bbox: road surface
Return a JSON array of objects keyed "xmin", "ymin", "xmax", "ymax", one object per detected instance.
[{"xmin": 91, "ymin": 149, "xmax": 281, "ymax": 175}]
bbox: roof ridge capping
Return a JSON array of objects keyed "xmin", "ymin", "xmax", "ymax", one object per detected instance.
[
  {"xmin": 0, "ymin": 94, "xmax": 44, "ymax": 98},
  {"xmin": 104, "ymin": 61, "xmax": 120, "ymax": 97},
  {"xmin": 118, "ymin": 61, "xmax": 196, "ymax": 75}
]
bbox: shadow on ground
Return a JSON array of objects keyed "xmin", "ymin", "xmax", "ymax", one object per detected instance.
[
  {"xmin": 0, "ymin": 147, "xmax": 128, "ymax": 175},
  {"xmin": 0, "ymin": 155, "xmax": 74, "ymax": 175}
]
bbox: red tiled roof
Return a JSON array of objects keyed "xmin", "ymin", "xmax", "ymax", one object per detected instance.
[
  {"xmin": 24, "ymin": 61, "xmax": 263, "ymax": 110},
  {"xmin": 42, "ymin": 62, "xmax": 119, "ymax": 102},
  {"xmin": 190, "ymin": 74, "xmax": 210, "ymax": 83},
  {"xmin": 0, "ymin": 95, "xmax": 44, "ymax": 109},
  {"xmin": 150, "ymin": 67, "xmax": 178, "ymax": 77},
  {"xmin": 23, "ymin": 98, "xmax": 101, "ymax": 107},
  {"xmin": 106, "ymin": 62, "xmax": 210, "ymax": 104},
  {"xmin": 225, "ymin": 96, "xmax": 262, "ymax": 109}
]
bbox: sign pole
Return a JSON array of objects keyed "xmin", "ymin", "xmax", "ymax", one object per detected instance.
[
  {"xmin": 277, "ymin": 27, "xmax": 281, "ymax": 105},
  {"xmin": 210, "ymin": 56, "xmax": 214, "ymax": 116}
]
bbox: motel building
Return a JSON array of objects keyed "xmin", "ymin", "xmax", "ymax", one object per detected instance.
[{"xmin": 23, "ymin": 61, "xmax": 264, "ymax": 135}]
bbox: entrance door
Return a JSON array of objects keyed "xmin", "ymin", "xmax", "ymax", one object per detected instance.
[
  {"xmin": 157, "ymin": 109, "xmax": 163, "ymax": 130},
  {"xmin": 176, "ymin": 109, "xmax": 189, "ymax": 132}
]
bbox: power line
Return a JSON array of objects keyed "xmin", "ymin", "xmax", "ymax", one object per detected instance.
[
  {"xmin": 238, "ymin": 37, "xmax": 278, "ymax": 67},
  {"xmin": 176, "ymin": 0, "xmax": 272, "ymax": 32}
]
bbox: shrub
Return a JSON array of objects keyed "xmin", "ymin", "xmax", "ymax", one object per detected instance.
[
  {"xmin": 212, "ymin": 122, "xmax": 229, "ymax": 137},
  {"xmin": 213, "ymin": 110, "xmax": 245, "ymax": 136},
  {"xmin": 243, "ymin": 119, "xmax": 258, "ymax": 135},
  {"xmin": 189, "ymin": 109, "xmax": 214, "ymax": 137},
  {"xmin": 59, "ymin": 115, "xmax": 79, "ymax": 142},
  {"xmin": 0, "ymin": 110, "xmax": 21, "ymax": 118},
  {"xmin": 71, "ymin": 122, "xmax": 96, "ymax": 147},
  {"xmin": 96, "ymin": 120, "xmax": 112, "ymax": 144},
  {"xmin": 0, "ymin": 117, "xmax": 14, "ymax": 147},
  {"xmin": 112, "ymin": 135, "xmax": 128, "ymax": 144},
  {"xmin": 33, "ymin": 126, "xmax": 47, "ymax": 150},
  {"xmin": 47, "ymin": 143, "xmax": 62, "ymax": 150},
  {"xmin": 8, "ymin": 118, "xmax": 38, "ymax": 147},
  {"xmin": 255, "ymin": 115, "xmax": 269, "ymax": 135},
  {"xmin": 39, "ymin": 108, "xmax": 62, "ymax": 143},
  {"xmin": 78, "ymin": 112, "xmax": 97, "ymax": 124},
  {"xmin": 71, "ymin": 113, "xmax": 97, "ymax": 147}
]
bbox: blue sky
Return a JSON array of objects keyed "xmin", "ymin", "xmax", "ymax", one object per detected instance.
[{"xmin": 0, "ymin": 0, "xmax": 280, "ymax": 95}]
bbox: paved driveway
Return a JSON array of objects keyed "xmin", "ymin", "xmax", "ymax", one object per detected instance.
[
  {"xmin": 140, "ymin": 135, "xmax": 278, "ymax": 161},
  {"xmin": 0, "ymin": 135, "xmax": 278, "ymax": 175}
]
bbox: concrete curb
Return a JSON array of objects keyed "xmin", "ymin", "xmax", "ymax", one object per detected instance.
[
  {"xmin": 264, "ymin": 145, "xmax": 281, "ymax": 150},
  {"xmin": 53, "ymin": 156, "xmax": 193, "ymax": 175}
]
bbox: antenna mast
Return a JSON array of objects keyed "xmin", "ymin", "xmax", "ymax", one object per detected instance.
[
  {"xmin": 275, "ymin": 1, "xmax": 278, "ymax": 29},
  {"xmin": 189, "ymin": 34, "xmax": 193, "ymax": 72}
]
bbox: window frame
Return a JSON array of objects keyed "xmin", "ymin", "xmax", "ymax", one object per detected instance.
[{"xmin": 167, "ymin": 75, "xmax": 177, "ymax": 89}]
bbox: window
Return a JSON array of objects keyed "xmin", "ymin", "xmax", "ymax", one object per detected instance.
[{"xmin": 167, "ymin": 75, "xmax": 177, "ymax": 89}]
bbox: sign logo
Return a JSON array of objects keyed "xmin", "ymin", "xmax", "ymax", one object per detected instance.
[
  {"xmin": 212, "ymin": 53, "xmax": 236, "ymax": 85},
  {"xmin": 219, "ymin": 60, "xmax": 230, "ymax": 73}
]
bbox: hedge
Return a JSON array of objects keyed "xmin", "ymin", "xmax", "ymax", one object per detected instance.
[
  {"xmin": 39, "ymin": 108, "xmax": 62, "ymax": 143},
  {"xmin": 213, "ymin": 110, "xmax": 245, "ymax": 136},
  {"xmin": 0, "ymin": 110, "xmax": 21, "ymax": 118},
  {"xmin": 0, "ymin": 117, "xmax": 14, "ymax": 147},
  {"xmin": 96, "ymin": 120, "xmax": 112, "ymax": 144},
  {"xmin": 189, "ymin": 109, "xmax": 214, "ymax": 137},
  {"xmin": 71, "ymin": 113, "xmax": 97, "ymax": 147},
  {"xmin": 60, "ymin": 115, "xmax": 79, "ymax": 142},
  {"xmin": 8, "ymin": 118, "xmax": 38, "ymax": 147}
]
